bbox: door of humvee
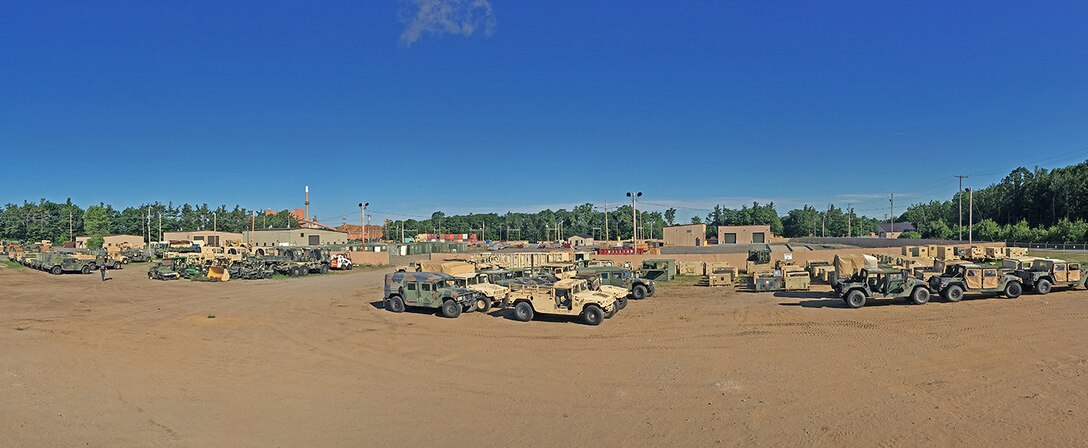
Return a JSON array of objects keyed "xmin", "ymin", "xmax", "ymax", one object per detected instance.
[
  {"xmin": 982, "ymin": 268, "xmax": 998, "ymax": 289},
  {"xmin": 419, "ymin": 282, "xmax": 438, "ymax": 307},
  {"xmin": 885, "ymin": 273, "xmax": 905, "ymax": 295},
  {"xmin": 403, "ymin": 281, "xmax": 422, "ymax": 305},
  {"xmin": 1054, "ymin": 263, "xmax": 1068, "ymax": 283},
  {"xmin": 966, "ymin": 268, "xmax": 983, "ymax": 289},
  {"xmin": 1069, "ymin": 263, "xmax": 1081, "ymax": 283}
]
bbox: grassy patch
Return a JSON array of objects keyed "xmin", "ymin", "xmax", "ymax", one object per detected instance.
[
  {"xmin": 1028, "ymin": 251, "xmax": 1088, "ymax": 264},
  {"xmin": 2, "ymin": 260, "xmax": 25, "ymax": 270},
  {"xmin": 668, "ymin": 274, "xmax": 704, "ymax": 286}
]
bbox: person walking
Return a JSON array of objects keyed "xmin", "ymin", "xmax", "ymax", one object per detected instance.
[{"xmin": 100, "ymin": 263, "xmax": 107, "ymax": 282}]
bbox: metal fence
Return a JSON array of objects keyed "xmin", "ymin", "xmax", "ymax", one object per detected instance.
[{"xmin": 1006, "ymin": 242, "xmax": 1088, "ymax": 251}]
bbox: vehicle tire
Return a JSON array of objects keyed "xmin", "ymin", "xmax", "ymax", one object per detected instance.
[
  {"xmin": 632, "ymin": 285, "xmax": 648, "ymax": 300},
  {"xmin": 1036, "ymin": 279, "xmax": 1052, "ymax": 295},
  {"xmin": 319, "ymin": 264, "xmax": 329, "ymax": 274},
  {"xmin": 290, "ymin": 266, "xmax": 301, "ymax": 277},
  {"xmin": 441, "ymin": 300, "xmax": 462, "ymax": 318},
  {"xmin": 605, "ymin": 305, "xmax": 616, "ymax": 319},
  {"xmin": 582, "ymin": 304, "xmax": 604, "ymax": 326},
  {"xmin": 910, "ymin": 287, "xmax": 930, "ymax": 305},
  {"xmin": 945, "ymin": 285, "xmax": 964, "ymax": 302},
  {"xmin": 513, "ymin": 302, "xmax": 534, "ymax": 322},
  {"xmin": 81, "ymin": 265, "xmax": 90, "ymax": 275},
  {"xmin": 114, "ymin": 262, "xmax": 122, "ymax": 270},
  {"xmin": 616, "ymin": 296, "xmax": 629, "ymax": 310},
  {"xmin": 1005, "ymin": 281, "xmax": 1022, "ymax": 299},
  {"xmin": 346, "ymin": 263, "xmax": 353, "ymax": 270},
  {"xmin": 387, "ymin": 296, "xmax": 405, "ymax": 313},
  {"xmin": 475, "ymin": 296, "xmax": 493, "ymax": 314},
  {"xmin": 51, "ymin": 266, "xmax": 62, "ymax": 275},
  {"xmin": 845, "ymin": 290, "xmax": 866, "ymax": 308}
]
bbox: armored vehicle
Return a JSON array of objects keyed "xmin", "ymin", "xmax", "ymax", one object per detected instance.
[
  {"xmin": 1013, "ymin": 259, "xmax": 1084, "ymax": 295},
  {"xmin": 383, "ymin": 272, "xmax": 484, "ymax": 318},
  {"xmin": 38, "ymin": 252, "xmax": 96, "ymax": 275},
  {"xmin": 927, "ymin": 264, "xmax": 1023, "ymax": 301},
  {"xmin": 576, "ymin": 265, "xmax": 655, "ymax": 300},
  {"xmin": 836, "ymin": 267, "xmax": 932, "ymax": 308},
  {"xmin": 640, "ymin": 259, "xmax": 678, "ymax": 282},
  {"xmin": 507, "ymin": 279, "xmax": 619, "ymax": 325}
]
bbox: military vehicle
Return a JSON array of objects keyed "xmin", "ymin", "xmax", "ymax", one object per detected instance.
[
  {"xmin": 147, "ymin": 258, "xmax": 184, "ymax": 280},
  {"xmin": 256, "ymin": 246, "xmax": 330, "ymax": 276},
  {"xmin": 538, "ymin": 262, "xmax": 577, "ymax": 279},
  {"xmin": 573, "ymin": 271, "xmax": 629, "ymax": 309},
  {"xmin": 418, "ymin": 260, "xmax": 507, "ymax": 312},
  {"xmin": 640, "ymin": 259, "xmax": 677, "ymax": 282},
  {"xmin": 38, "ymin": 251, "xmax": 96, "ymax": 275},
  {"xmin": 227, "ymin": 259, "xmax": 274, "ymax": 280},
  {"xmin": 999, "ymin": 257, "xmax": 1038, "ymax": 274},
  {"xmin": 576, "ymin": 265, "xmax": 655, "ymax": 300},
  {"xmin": 1013, "ymin": 259, "xmax": 1084, "ymax": 295},
  {"xmin": 926, "ymin": 263, "xmax": 1024, "ymax": 301},
  {"xmin": 836, "ymin": 267, "xmax": 932, "ymax": 308},
  {"xmin": 507, "ymin": 279, "xmax": 619, "ymax": 325},
  {"xmin": 383, "ymin": 272, "xmax": 484, "ymax": 318}
]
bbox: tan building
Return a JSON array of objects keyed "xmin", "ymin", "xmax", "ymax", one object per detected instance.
[
  {"xmin": 75, "ymin": 234, "xmax": 145, "ymax": 249},
  {"xmin": 717, "ymin": 225, "xmax": 776, "ymax": 244},
  {"xmin": 162, "ymin": 230, "xmax": 244, "ymax": 247},
  {"xmin": 245, "ymin": 228, "xmax": 349, "ymax": 247},
  {"xmin": 567, "ymin": 235, "xmax": 594, "ymax": 248},
  {"xmin": 662, "ymin": 224, "xmax": 706, "ymax": 246}
]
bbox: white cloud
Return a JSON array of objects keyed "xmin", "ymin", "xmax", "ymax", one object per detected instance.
[{"xmin": 399, "ymin": 0, "xmax": 496, "ymax": 46}]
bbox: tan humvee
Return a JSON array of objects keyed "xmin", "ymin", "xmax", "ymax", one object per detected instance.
[
  {"xmin": 508, "ymin": 278, "xmax": 617, "ymax": 325},
  {"xmin": 419, "ymin": 261, "xmax": 511, "ymax": 311}
]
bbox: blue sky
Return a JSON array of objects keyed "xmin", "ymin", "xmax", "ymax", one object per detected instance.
[{"xmin": 2, "ymin": 0, "xmax": 1087, "ymax": 224}]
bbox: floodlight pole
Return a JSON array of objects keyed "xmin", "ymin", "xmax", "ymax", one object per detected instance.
[
  {"xmin": 955, "ymin": 175, "xmax": 968, "ymax": 240},
  {"xmin": 968, "ymin": 188, "xmax": 974, "ymax": 244}
]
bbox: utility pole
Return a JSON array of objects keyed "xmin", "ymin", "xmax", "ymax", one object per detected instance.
[
  {"xmin": 146, "ymin": 206, "xmax": 152, "ymax": 256},
  {"xmin": 604, "ymin": 201, "xmax": 610, "ymax": 242},
  {"xmin": 627, "ymin": 192, "xmax": 642, "ymax": 244},
  {"xmin": 69, "ymin": 211, "xmax": 73, "ymax": 242},
  {"xmin": 359, "ymin": 202, "xmax": 369, "ymax": 243},
  {"xmin": 158, "ymin": 213, "xmax": 162, "ymax": 242},
  {"xmin": 250, "ymin": 211, "xmax": 255, "ymax": 245},
  {"xmin": 955, "ymin": 175, "xmax": 968, "ymax": 240},
  {"xmin": 889, "ymin": 193, "xmax": 895, "ymax": 236},
  {"xmin": 847, "ymin": 203, "xmax": 852, "ymax": 238},
  {"xmin": 213, "ymin": 211, "xmax": 217, "ymax": 232},
  {"xmin": 968, "ymin": 188, "xmax": 974, "ymax": 244}
]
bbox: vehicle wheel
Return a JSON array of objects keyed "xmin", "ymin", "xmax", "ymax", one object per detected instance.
[
  {"xmin": 616, "ymin": 296, "xmax": 629, "ymax": 310},
  {"xmin": 582, "ymin": 304, "xmax": 604, "ymax": 325},
  {"xmin": 114, "ymin": 262, "xmax": 122, "ymax": 270},
  {"xmin": 51, "ymin": 266, "xmax": 63, "ymax": 275},
  {"xmin": 1036, "ymin": 279, "xmax": 1052, "ymax": 295},
  {"xmin": 513, "ymin": 302, "xmax": 533, "ymax": 321},
  {"xmin": 845, "ymin": 290, "xmax": 866, "ymax": 308},
  {"xmin": 605, "ymin": 305, "xmax": 616, "ymax": 319},
  {"xmin": 81, "ymin": 265, "xmax": 90, "ymax": 275},
  {"xmin": 441, "ymin": 300, "xmax": 462, "ymax": 318},
  {"xmin": 290, "ymin": 266, "xmax": 302, "ymax": 277},
  {"xmin": 945, "ymin": 285, "xmax": 964, "ymax": 302},
  {"xmin": 387, "ymin": 296, "xmax": 405, "ymax": 313},
  {"xmin": 632, "ymin": 285, "xmax": 648, "ymax": 300},
  {"xmin": 910, "ymin": 287, "xmax": 930, "ymax": 305},
  {"xmin": 1005, "ymin": 282, "xmax": 1022, "ymax": 299},
  {"xmin": 475, "ymin": 296, "xmax": 493, "ymax": 313},
  {"xmin": 319, "ymin": 264, "xmax": 329, "ymax": 274}
]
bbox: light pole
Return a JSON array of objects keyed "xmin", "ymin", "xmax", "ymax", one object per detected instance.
[
  {"xmin": 967, "ymin": 188, "xmax": 974, "ymax": 244},
  {"xmin": 626, "ymin": 191, "xmax": 642, "ymax": 244},
  {"xmin": 359, "ymin": 202, "xmax": 369, "ymax": 243}
]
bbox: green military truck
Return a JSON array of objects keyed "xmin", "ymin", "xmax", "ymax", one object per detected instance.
[
  {"xmin": 383, "ymin": 272, "xmax": 485, "ymax": 318},
  {"xmin": 640, "ymin": 259, "xmax": 678, "ymax": 282},
  {"xmin": 835, "ymin": 267, "xmax": 932, "ymax": 308},
  {"xmin": 38, "ymin": 252, "xmax": 96, "ymax": 275},
  {"xmin": 1013, "ymin": 258, "xmax": 1084, "ymax": 295},
  {"xmin": 576, "ymin": 265, "xmax": 656, "ymax": 300},
  {"xmin": 927, "ymin": 263, "xmax": 1024, "ymax": 301}
]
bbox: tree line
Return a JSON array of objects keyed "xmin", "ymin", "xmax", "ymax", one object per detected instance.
[
  {"xmin": 1, "ymin": 201, "xmax": 299, "ymax": 248},
  {"xmin": 900, "ymin": 161, "xmax": 1088, "ymax": 242}
]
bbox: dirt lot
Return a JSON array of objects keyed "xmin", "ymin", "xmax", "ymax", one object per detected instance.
[{"xmin": 2, "ymin": 263, "xmax": 1087, "ymax": 447}]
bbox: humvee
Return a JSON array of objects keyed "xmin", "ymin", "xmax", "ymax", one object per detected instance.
[
  {"xmin": 507, "ymin": 279, "xmax": 619, "ymax": 325},
  {"xmin": 576, "ymin": 265, "xmax": 656, "ymax": 300},
  {"xmin": 383, "ymin": 272, "xmax": 484, "ymax": 318},
  {"xmin": 538, "ymin": 262, "xmax": 577, "ymax": 280},
  {"xmin": 573, "ymin": 272, "xmax": 629, "ymax": 310},
  {"xmin": 836, "ymin": 267, "xmax": 932, "ymax": 308},
  {"xmin": 38, "ymin": 252, "xmax": 96, "ymax": 275},
  {"xmin": 640, "ymin": 258, "xmax": 677, "ymax": 282},
  {"xmin": 1013, "ymin": 259, "xmax": 1084, "ymax": 295},
  {"xmin": 927, "ymin": 264, "xmax": 1024, "ymax": 301}
]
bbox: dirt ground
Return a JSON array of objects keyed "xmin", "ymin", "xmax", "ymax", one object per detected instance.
[{"xmin": 2, "ymin": 263, "xmax": 1087, "ymax": 447}]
